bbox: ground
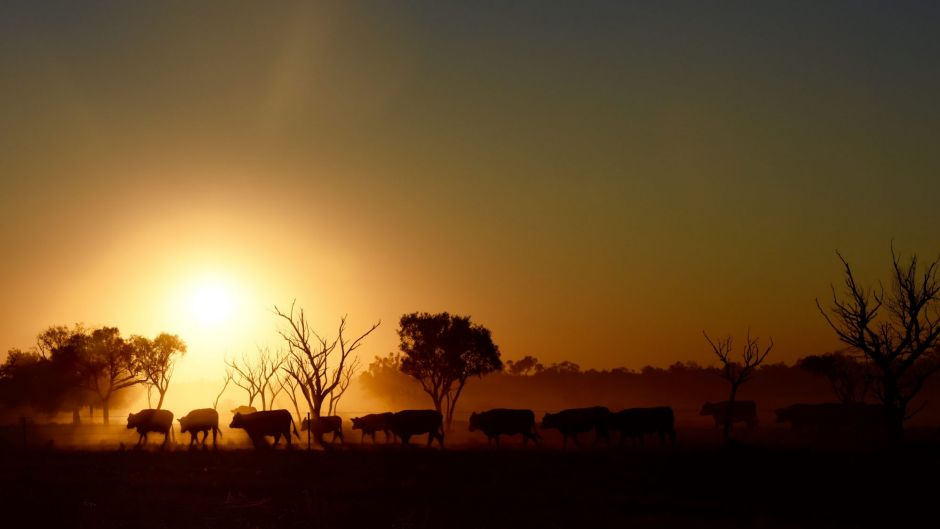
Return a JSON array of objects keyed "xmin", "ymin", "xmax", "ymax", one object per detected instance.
[{"xmin": 0, "ymin": 429, "xmax": 937, "ymax": 529}]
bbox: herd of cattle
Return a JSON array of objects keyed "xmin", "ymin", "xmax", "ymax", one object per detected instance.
[{"xmin": 123, "ymin": 400, "xmax": 891, "ymax": 449}]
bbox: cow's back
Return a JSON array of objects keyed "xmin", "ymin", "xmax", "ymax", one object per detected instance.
[
  {"xmin": 708, "ymin": 400, "xmax": 757, "ymax": 422},
  {"xmin": 181, "ymin": 408, "xmax": 219, "ymax": 430},
  {"xmin": 391, "ymin": 410, "xmax": 442, "ymax": 437},
  {"xmin": 544, "ymin": 406, "xmax": 610, "ymax": 434},
  {"xmin": 241, "ymin": 410, "xmax": 292, "ymax": 435},
  {"xmin": 476, "ymin": 408, "xmax": 536, "ymax": 435},
  {"xmin": 613, "ymin": 406, "xmax": 674, "ymax": 432},
  {"xmin": 354, "ymin": 412, "xmax": 393, "ymax": 433},
  {"xmin": 131, "ymin": 409, "xmax": 173, "ymax": 433},
  {"xmin": 303, "ymin": 415, "xmax": 343, "ymax": 434}
]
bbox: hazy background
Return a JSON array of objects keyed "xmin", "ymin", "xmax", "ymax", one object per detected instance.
[{"xmin": 2, "ymin": 1, "xmax": 939, "ymax": 410}]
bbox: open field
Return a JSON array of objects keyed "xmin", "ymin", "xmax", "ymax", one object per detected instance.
[{"xmin": 1, "ymin": 425, "xmax": 938, "ymax": 529}]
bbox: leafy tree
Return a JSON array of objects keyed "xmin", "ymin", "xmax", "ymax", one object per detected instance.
[
  {"xmin": 398, "ymin": 312, "xmax": 502, "ymax": 429},
  {"xmin": 817, "ymin": 248, "xmax": 940, "ymax": 443},
  {"xmin": 543, "ymin": 361, "xmax": 581, "ymax": 375},
  {"xmin": 134, "ymin": 333, "xmax": 187, "ymax": 409},
  {"xmin": 798, "ymin": 352, "xmax": 871, "ymax": 404},
  {"xmin": 505, "ymin": 355, "xmax": 543, "ymax": 376},
  {"xmin": 78, "ymin": 327, "xmax": 140, "ymax": 425}
]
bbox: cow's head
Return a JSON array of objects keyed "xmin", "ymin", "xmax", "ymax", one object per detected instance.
[
  {"xmin": 468, "ymin": 412, "xmax": 480, "ymax": 432},
  {"xmin": 126, "ymin": 412, "xmax": 137, "ymax": 429},
  {"xmin": 230, "ymin": 412, "xmax": 245, "ymax": 429},
  {"xmin": 699, "ymin": 402, "xmax": 714, "ymax": 416},
  {"xmin": 774, "ymin": 408, "xmax": 791, "ymax": 423},
  {"xmin": 178, "ymin": 416, "xmax": 190, "ymax": 433},
  {"xmin": 300, "ymin": 418, "xmax": 311, "ymax": 431},
  {"xmin": 540, "ymin": 412, "xmax": 557, "ymax": 430},
  {"xmin": 351, "ymin": 417, "xmax": 363, "ymax": 431}
]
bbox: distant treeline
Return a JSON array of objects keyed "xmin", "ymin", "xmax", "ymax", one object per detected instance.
[
  {"xmin": 0, "ymin": 325, "xmax": 185, "ymax": 424},
  {"xmin": 358, "ymin": 354, "xmax": 940, "ymax": 426}
]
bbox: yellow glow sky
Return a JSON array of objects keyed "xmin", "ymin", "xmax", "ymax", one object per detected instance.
[{"xmin": 2, "ymin": 2, "xmax": 940, "ymax": 391}]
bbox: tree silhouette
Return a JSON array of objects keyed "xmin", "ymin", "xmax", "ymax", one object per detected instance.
[
  {"xmin": 398, "ymin": 312, "xmax": 502, "ymax": 430},
  {"xmin": 225, "ymin": 347, "xmax": 286, "ymax": 410},
  {"xmin": 505, "ymin": 355, "xmax": 543, "ymax": 376},
  {"xmin": 276, "ymin": 301, "xmax": 379, "ymax": 419},
  {"xmin": 703, "ymin": 329, "xmax": 773, "ymax": 442},
  {"xmin": 134, "ymin": 333, "xmax": 186, "ymax": 409},
  {"xmin": 79, "ymin": 327, "xmax": 140, "ymax": 425},
  {"xmin": 213, "ymin": 368, "xmax": 233, "ymax": 410},
  {"xmin": 277, "ymin": 369, "xmax": 306, "ymax": 425},
  {"xmin": 35, "ymin": 325, "xmax": 93, "ymax": 423},
  {"xmin": 817, "ymin": 248, "xmax": 940, "ymax": 443},
  {"xmin": 798, "ymin": 352, "xmax": 871, "ymax": 404}
]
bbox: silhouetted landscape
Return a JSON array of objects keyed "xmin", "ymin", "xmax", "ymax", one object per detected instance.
[{"xmin": 3, "ymin": 1, "xmax": 940, "ymax": 527}]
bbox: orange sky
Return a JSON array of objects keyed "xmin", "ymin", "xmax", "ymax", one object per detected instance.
[{"xmin": 2, "ymin": 2, "xmax": 939, "ymax": 388}]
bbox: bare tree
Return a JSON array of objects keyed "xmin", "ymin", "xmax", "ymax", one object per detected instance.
[
  {"xmin": 225, "ymin": 347, "xmax": 286, "ymax": 410},
  {"xmin": 213, "ymin": 368, "xmax": 233, "ymax": 410},
  {"xmin": 327, "ymin": 356, "xmax": 360, "ymax": 416},
  {"xmin": 275, "ymin": 301, "xmax": 379, "ymax": 419},
  {"xmin": 817, "ymin": 248, "xmax": 940, "ymax": 443},
  {"xmin": 703, "ymin": 329, "xmax": 773, "ymax": 442},
  {"xmin": 134, "ymin": 333, "xmax": 187, "ymax": 409},
  {"xmin": 277, "ymin": 369, "xmax": 306, "ymax": 424}
]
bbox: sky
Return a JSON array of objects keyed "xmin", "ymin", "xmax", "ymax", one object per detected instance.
[{"xmin": 2, "ymin": 1, "xmax": 939, "ymax": 385}]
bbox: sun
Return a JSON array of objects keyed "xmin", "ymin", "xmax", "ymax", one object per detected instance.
[{"xmin": 190, "ymin": 280, "xmax": 235, "ymax": 326}]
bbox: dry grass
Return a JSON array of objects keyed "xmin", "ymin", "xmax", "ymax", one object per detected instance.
[{"xmin": 0, "ymin": 425, "xmax": 937, "ymax": 528}]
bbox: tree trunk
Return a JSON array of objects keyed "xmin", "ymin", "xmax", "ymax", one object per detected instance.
[
  {"xmin": 72, "ymin": 407, "xmax": 81, "ymax": 425},
  {"xmin": 445, "ymin": 380, "xmax": 467, "ymax": 431},
  {"xmin": 881, "ymin": 378, "xmax": 905, "ymax": 446},
  {"xmin": 312, "ymin": 396, "xmax": 323, "ymax": 418},
  {"xmin": 156, "ymin": 390, "xmax": 166, "ymax": 410},
  {"xmin": 724, "ymin": 384, "xmax": 739, "ymax": 443},
  {"xmin": 102, "ymin": 398, "xmax": 110, "ymax": 426}
]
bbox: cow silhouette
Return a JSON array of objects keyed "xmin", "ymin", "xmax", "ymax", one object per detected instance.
[
  {"xmin": 351, "ymin": 412, "xmax": 395, "ymax": 443},
  {"xmin": 230, "ymin": 410, "xmax": 299, "ymax": 449},
  {"xmin": 127, "ymin": 409, "xmax": 174, "ymax": 448},
  {"xmin": 541, "ymin": 407, "xmax": 611, "ymax": 448},
  {"xmin": 178, "ymin": 408, "xmax": 222, "ymax": 448},
  {"xmin": 230, "ymin": 406, "xmax": 257, "ymax": 416},
  {"xmin": 700, "ymin": 401, "xmax": 758, "ymax": 430},
  {"xmin": 301, "ymin": 415, "xmax": 344, "ymax": 444},
  {"xmin": 469, "ymin": 409, "xmax": 540, "ymax": 447},
  {"xmin": 389, "ymin": 410, "xmax": 444, "ymax": 448},
  {"xmin": 610, "ymin": 407, "xmax": 676, "ymax": 446},
  {"xmin": 775, "ymin": 403, "xmax": 888, "ymax": 446}
]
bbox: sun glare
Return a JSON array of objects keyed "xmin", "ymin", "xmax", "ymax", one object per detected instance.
[{"xmin": 190, "ymin": 280, "xmax": 235, "ymax": 326}]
